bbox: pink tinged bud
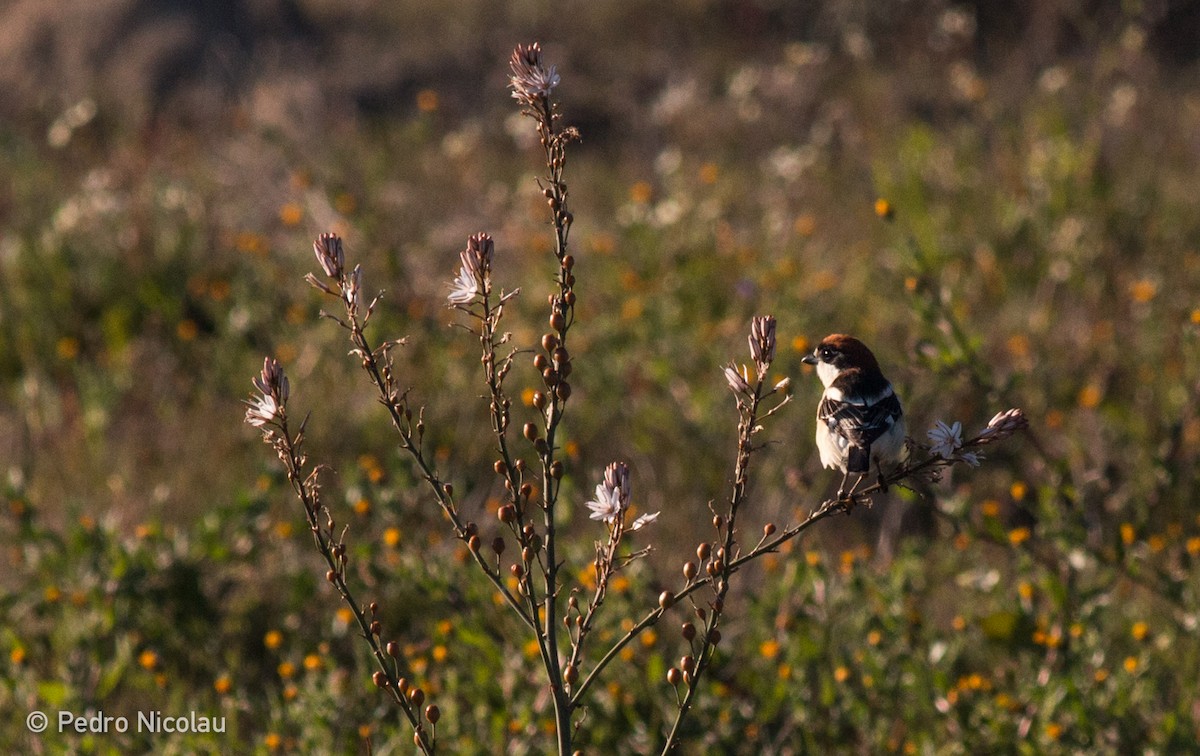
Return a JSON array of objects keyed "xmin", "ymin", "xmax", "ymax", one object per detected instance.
[
  {"xmin": 724, "ymin": 364, "xmax": 752, "ymax": 394},
  {"xmin": 313, "ymin": 233, "xmax": 344, "ymax": 278},
  {"xmin": 749, "ymin": 315, "xmax": 777, "ymax": 371}
]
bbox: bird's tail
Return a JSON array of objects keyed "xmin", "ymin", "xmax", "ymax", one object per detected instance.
[{"xmin": 847, "ymin": 446, "xmax": 871, "ymax": 474}]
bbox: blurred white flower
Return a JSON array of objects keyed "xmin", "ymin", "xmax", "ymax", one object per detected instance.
[
  {"xmin": 586, "ymin": 483, "xmax": 623, "ymax": 523},
  {"xmin": 509, "ymin": 43, "xmax": 560, "ymax": 107},
  {"xmin": 927, "ymin": 420, "xmax": 963, "ymax": 459},
  {"xmin": 447, "ymin": 266, "xmax": 478, "ymax": 305},
  {"xmin": 588, "ymin": 462, "xmax": 633, "ymax": 524},
  {"xmin": 630, "ymin": 512, "xmax": 660, "ymax": 531},
  {"xmin": 244, "ymin": 394, "xmax": 278, "ymax": 428}
]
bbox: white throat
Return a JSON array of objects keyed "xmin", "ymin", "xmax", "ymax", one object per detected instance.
[{"xmin": 816, "ymin": 361, "xmax": 840, "ymax": 389}]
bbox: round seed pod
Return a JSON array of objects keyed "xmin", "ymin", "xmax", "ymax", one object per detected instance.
[{"xmin": 683, "ymin": 561, "xmax": 698, "ymax": 581}]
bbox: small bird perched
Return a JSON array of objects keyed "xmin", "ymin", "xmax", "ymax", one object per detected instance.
[{"xmin": 802, "ymin": 334, "xmax": 908, "ymax": 500}]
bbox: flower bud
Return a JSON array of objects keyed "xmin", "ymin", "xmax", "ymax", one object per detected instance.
[
  {"xmin": 409, "ymin": 687, "xmax": 425, "ymax": 707},
  {"xmin": 764, "ymin": 523, "xmax": 777, "ymax": 536},
  {"xmin": 555, "ymin": 382, "xmax": 572, "ymax": 401},
  {"xmin": 534, "ymin": 354, "xmax": 549, "ymax": 371},
  {"xmin": 667, "ymin": 667, "xmax": 682, "ymax": 686},
  {"xmin": 549, "ymin": 311, "xmax": 566, "ymax": 331},
  {"xmin": 386, "ymin": 641, "xmax": 400, "ymax": 657},
  {"xmin": 697, "ymin": 543, "xmax": 711, "ymax": 561},
  {"xmin": 468, "ymin": 535, "xmax": 481, "ymax": 552},
  {"xmin": 564, "ymin": 664, "xmax": 579, "ymax": 684},
  {"xmin": 681, "ymin": 622, "xmax": 696, "ymax": 641},
  {"xmin": 533, "ymin": 391, "xmax": 547, "ymax": 410},
  {"xmin": 494, "ymin": 459, "xmax": 507, "ymax": 475},
  {"xmin": 550, "ymin": 460, "xmax": 564, "ymax": 479},
  {"xmin": 541, "ymin": 333, "xmax": 558, "ymax": 352},
  {"xmin": 425, "ymin": 704, "xmax": 440, "ymax": 724},
  {"xmin": 659, "ymin": 591, "xmax": 674, "ymax": 609},
  {"xmin": 710, "ymin": 629, "xmax": 722, "ymax": 645},
  {"xmin": 498, "ymin": 504, "xmax": 517, "ymax": 523},
  {"xmin": 372, "ymin": 671, "xmax": 388, "ymax": 688},
  {"xmin": 523, "ymin": 423, "xmax": 539, "ymax": 441},
  {"xmin": 680, "ymin": 655, "xmax": 695, "ymax": 673},
  {"xmin": 370, "ymin": 621, "xmax": 382, "ymax": 636},
  {"xmin": 492, "ymin": 536, "xmax": 505, "ymax": 555},
  {"xmin": 510, "ymin": 564, "xmax": 524, "ymax": 578}
]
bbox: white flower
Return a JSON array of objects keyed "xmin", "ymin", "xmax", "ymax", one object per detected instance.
[
  {"xmin": 630, "ymin": 512, "xmax": 660, "ymax": 531},
  {"xmin": 958, "ymin": 451, "xmax": 982, "ymax": 467},
  {"xmin": 927, "ymin": 420, "xmax": 963, "ymax": 459},
  {"xmin": 244, "ymin": 394, "xmax": 278, "ymax": 427},
  {"xmin": 447, "ymin": 265, "xmax": 478, "ymax": 305},
  {"xmin": 509, "ymin": 44, "xmax": 560, "ymax": 105},
  {"xmin": 586, "ymin": 482, "xmax": 623, "ymax": 523}
]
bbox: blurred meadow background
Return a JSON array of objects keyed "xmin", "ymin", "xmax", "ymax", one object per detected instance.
[{"xmin": 3, "ymin": 0, "xmax": 1200, "ymax": 752}]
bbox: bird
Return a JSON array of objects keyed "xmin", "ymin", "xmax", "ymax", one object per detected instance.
[{"xmin": 801, "ymin": 334, "xmax": 908, "ymax": 500}]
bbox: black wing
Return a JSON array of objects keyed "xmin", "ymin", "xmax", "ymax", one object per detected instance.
[{"xmin": 818, "ymin": 392, "xmax": 903, "ymax": 472}]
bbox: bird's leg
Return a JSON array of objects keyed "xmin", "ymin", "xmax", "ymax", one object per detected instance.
[
  {"xmin": 836, "ymin": 470, "xmax": 852, "ymax": 501},
  {"xmin": 842, "ymin": 472, "xmax": 865, "ymax": 501}
]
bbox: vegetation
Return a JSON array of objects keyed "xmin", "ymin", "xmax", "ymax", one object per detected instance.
[{"xmin": 2, "ymin": 3, "xmax": 1199, "ymax": 753}]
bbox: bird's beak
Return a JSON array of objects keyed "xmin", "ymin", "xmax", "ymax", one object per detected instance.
[{"xmin": 801, "ymin": 353, "xmax": 818, "ymax": 366}]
